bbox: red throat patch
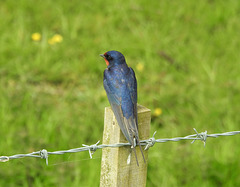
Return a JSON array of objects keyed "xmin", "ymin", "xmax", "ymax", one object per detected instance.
[{"xmin": 104, "ymin": 58, "xmax": 109, "ymax": 66}]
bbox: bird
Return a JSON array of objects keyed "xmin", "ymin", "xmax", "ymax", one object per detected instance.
[{"xmin": 100, "ymin": 50, "xmax": 145, "ymax": 166}]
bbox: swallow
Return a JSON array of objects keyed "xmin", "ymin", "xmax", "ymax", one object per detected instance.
[{"xmin": 100, "ymin": 50, "xmax": 145, "ymax": 166}]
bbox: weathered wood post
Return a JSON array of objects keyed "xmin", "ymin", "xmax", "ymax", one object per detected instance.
[{"xmin": 100, "ymin": 104, "xmax": 151, "ymax": 187}]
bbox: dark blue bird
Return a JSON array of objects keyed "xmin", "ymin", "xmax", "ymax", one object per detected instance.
[{"xmin": 100, "ymin": 50, "xmax": 145, "ymax": 166}]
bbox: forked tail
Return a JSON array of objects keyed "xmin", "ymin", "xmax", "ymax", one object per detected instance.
[{"xmin": 131, "ymin": 137, "xmax": 146, "ymax": 166}]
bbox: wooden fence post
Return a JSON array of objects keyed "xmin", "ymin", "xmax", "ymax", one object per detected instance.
[{"xmin": 100, "ymin": 104, "xmax": 151, "ymax": 187}]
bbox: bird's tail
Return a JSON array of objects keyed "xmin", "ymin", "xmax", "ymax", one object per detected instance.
[
  {"xmin": 138, "ymin": 139, "xmax": 146, "ymax": 163},
  {"xmin": 132, "ymin": 137, "xmax": 145, "ymax": 166},
  {"xmin": 132, "ymin": 146, "xmax": 139, "ymax": 166}
]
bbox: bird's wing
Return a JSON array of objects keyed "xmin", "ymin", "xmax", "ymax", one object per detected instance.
[
  {"xmin": 103, "ymin": 71, "xmax": 134, "ymax": 144},
  {"xmin": 104, "ymin": 68, "xmax": 145, "ymax": 165},
  {"xmin": 128, "ymin": 67, "xmax": 138, "ymax": 127},
  {"xmin": 127, "ymin": 67, "xmax": 145, "ymax": 164}
]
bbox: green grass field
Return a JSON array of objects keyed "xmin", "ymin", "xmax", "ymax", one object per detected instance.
[{"xmin": 1, "ymin": 0, "xmax": 240, "ymax": 186}]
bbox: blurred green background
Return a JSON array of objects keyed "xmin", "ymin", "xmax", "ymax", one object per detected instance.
[{"xmin": 1, "ymin": 0, "xmax": 240, "ymax": 186}]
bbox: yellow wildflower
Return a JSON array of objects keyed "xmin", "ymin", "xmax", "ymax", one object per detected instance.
[
  {"xmin": 153, "ymin": 108, "xmax": 162, "ymax": 116},
  {"xmin": 136, "ymin": 63, "xmax": 144, "ymax": 72},
  {"xmin": 48, "ymin": 34, "xmax": 63, "ymax": 45},
  {"xmin": 52, "ymin": 34, "xmax": 63, "ymax": 43},
  {"xmin": 31, "ymin": 33, "xmax": 41, "ymax": 41}
]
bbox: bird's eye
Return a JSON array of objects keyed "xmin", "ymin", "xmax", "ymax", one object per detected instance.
[{"xmin": 106, "ymin": 54, "xmax": 112, "ymax": 60}]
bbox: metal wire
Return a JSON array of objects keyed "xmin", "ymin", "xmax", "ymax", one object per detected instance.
[{"xmin": 1, "ymin": 129, "xmax": 239, "ymax": 165}]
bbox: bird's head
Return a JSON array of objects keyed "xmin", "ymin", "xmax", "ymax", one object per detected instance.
[{"xmin": 100, "ymin": 50, "xmax": 126, "ymax": 68}]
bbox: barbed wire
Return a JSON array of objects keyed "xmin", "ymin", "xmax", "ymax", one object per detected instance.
[{"xmin": 0, "ymin": 128, "xmax": 239, "ymax": 165}]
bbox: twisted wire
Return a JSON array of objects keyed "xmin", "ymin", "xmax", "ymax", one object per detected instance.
[{"xmin": 1, "ymin": 129, "xmax": 239, "ymax": 165}]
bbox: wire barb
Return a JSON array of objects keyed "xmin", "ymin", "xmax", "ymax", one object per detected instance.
[
  {"xmin": 145, "ymin": 131, "xmax": 157, "ymax": 150},
  {"xmin": 40, "ymin": 149, "xmax": 49, "ymax": 165},
  {"xmin": 0, "ymin": 156, "xmax": 9, "ymax": 162},
  {"xmin": 82, "ymin": 140, "xmax": 100, "ymax": 159},
  {"xmin": 191, "ymin": 128, "xmax": 208, "ymax": 147}
]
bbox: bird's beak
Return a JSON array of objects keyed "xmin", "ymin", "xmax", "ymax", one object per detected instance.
[
  {"xmin": 100, "ymin": 54, "xmax": 105, "ymax": 58},
  {"xmin": 100, "ymin": 53, "xmax": 110, "ymax": 66}
]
